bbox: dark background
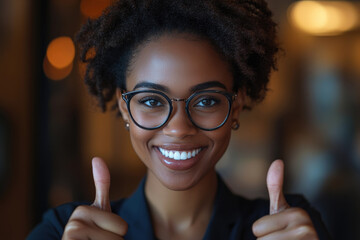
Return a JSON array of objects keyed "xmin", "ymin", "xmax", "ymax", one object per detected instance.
[{"xmin": 0, "ymin": 0, "xmax": 359, "ymax": 239}]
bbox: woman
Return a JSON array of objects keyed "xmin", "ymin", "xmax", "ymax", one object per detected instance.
[{"xmin": 28, "ymin": 0, "xmax": 330, "ymax": 239}]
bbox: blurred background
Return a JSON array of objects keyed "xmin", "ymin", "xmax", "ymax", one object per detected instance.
[{"xmin": 0, "ymin": 0, "xmax": 359, "ymax": 239}]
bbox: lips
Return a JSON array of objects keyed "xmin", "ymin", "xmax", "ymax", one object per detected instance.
[{"xmin": 154, "ymin": 145, "xmax": 205, "ymax": 171}]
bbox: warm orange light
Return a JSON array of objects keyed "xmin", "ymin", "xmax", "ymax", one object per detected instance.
[
  {"xmin": 46, "ymin": 36, "xmax": 75, "ymax": 69},
  {"xmin": 288, "ymin": 1, "xmax": 359, "ymax": 36},
  {"xmin": 80, "ymin": 0, "xmax": 111, "ymax": 19},
  {"xmin": 43, "ymin": 55, "xmax": 74, "ymax": 81}
]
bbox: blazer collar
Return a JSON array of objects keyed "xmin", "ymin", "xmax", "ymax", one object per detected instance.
[
  {"xmin": 119, "ymin": 176, "xmax": 156, "ymax": 240},
  {"xmin": 202, "ymin": 174, "xmax": 246, "ymax": 239},
  {"xmin": 117, "ymin": 174, "xmax": 247, "ymax": 240}
]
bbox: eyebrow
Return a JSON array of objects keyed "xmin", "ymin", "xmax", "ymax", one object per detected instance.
[
  {"xmin": 189, "ymin": 81, "xmax": 227, "ymax": 93},
  {"xmin": 132, "ymin": 80, "xmax": 227, "ymax": 93},
  {"xmin": 133, "ymin": 82, "xmax": 170, "ymax": 92}
]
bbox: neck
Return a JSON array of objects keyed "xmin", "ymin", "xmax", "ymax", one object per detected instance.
[{"xmin": 145, "ymin": 171, "xmax": 218, "ymax": 238}]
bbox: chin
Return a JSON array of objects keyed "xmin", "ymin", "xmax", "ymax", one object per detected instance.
[{"xmin": 154, "ymin": 170, "xmax": 203, "ymax": 191}]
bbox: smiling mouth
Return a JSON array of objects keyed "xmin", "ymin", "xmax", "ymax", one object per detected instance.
[{"xmin": 158, "ymin": 147, "xmax": 202, "ymax": 160}]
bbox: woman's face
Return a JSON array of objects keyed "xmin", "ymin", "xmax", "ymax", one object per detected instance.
[{"xmin": 118, "ymin": 34, "xmax": 242, "ymax": 190}]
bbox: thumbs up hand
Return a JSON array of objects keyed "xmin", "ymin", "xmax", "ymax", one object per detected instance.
[
  {"xmin": 91, "ymin": 157, "xmax": 111, "ymax": 211},
  {"xmin": 252, "ymin": 160, "xmax": 319, "ymax": 240},
  {"xmin": 62, "ymin": 157, "xmax": 128, "ymax": 240},
  {"xmin": 267, "ymin": 159, "xmax": 289, "ymax": 214}
]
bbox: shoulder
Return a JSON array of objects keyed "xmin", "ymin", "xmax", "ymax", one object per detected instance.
[{"xmin": 26, "ymin": 199, "xmax": 126, "ymax": 240}]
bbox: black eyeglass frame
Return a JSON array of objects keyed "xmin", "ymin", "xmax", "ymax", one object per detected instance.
[{"xmin": 122, "ymin": 89, "xmax": 237, "ymax": 131}]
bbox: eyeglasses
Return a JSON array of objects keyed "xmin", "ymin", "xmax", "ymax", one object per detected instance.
[{"xmin": 122, "ymin": 89, "xmax": 237, "ymax": 131}]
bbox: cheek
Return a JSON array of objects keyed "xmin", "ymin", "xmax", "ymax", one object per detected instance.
[
  {"xmin": 128, "ymin": 127, "xmax": 153, "ymax": 160},
  {"xmin": 208, "ymin": 124, "xmax": 232, "ymax": 161},
  {"xmin": 214, "ymin": 130, "xmax": 231, "ymax": 151}
]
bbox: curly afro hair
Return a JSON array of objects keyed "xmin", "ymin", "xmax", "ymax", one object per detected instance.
[{"xmin": 76, "ymin": 0, "xmax": 279, "ymax": 112}]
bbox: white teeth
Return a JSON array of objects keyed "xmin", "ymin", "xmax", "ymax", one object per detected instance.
[{"xmin": 158, "ymin": 147, "xmax": 202, "ymax": 161}]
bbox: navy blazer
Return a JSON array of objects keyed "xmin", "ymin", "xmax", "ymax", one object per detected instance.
[{"xmin": 27, "ymin": 175, "xmax": 331, "ymax": 239}]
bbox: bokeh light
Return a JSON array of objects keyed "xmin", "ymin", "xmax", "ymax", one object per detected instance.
[
  {"xmin": 288, "ymin": 1, "xmax": 359, "ymax": 36},
  {"xmin": 43, "ymin": 55, "xmax": 74, "ymax": 81},
  {"xmin": 44, "ymin": 36, "xmax": 75, "ymax": 80},
  {"xmin": 46, "ymin": 36, "xmax": 75, "ymax": 69}
]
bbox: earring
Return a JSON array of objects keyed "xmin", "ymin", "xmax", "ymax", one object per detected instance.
[
  {"xmin": 231, "ymin": 120, "xmax": 239, "ymax": 130},
  {"xmin": 125, "ymin": 122, "xmax": 130, "ymax": 131}
]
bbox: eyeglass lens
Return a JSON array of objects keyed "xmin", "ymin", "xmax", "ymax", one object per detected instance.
[{"xmin": 128, "ymin": 91, "xmax": 230, "ymax": 130}]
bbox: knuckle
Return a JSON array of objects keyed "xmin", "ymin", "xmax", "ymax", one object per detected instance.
[
  {"xmin": 63, "ymin": 219, "xmax": 87, "ymax": 237},
  {"xmin": 116, "ymin": 218, "xmax": 129, "ymax": 236},
  {"xmin": 71, "ymin": 205, "xmax": 92, "ymax": 219},
  {"xmin": 287, "ymin": 208, "xmax": 308, "ymax": 221},
  {"xmin": 295, "ymin": 225, "xmax": 318, "ymax": 239},
  {"xmin": 122, "ymin": 220, "xmax": 129, "ymax": 233},
  {"xmin": 251, "ymin": 222, "xmax": 261, "ymax": 237},
  {"xmin": 67, "ymin": 219, "xmax": 86, "ymax": 231},
  {"xmin": 75, "ymin": 205, "xmax": 90, "ymax": 214}
]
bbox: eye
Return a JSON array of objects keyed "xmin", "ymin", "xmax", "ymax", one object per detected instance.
[
  {"xmin": 193, "ymin": 97, "xmax": 219, "ymax": 107},
  {"xmin": 138, "ymin": 96, "xmax": 165, "ymax": 108}
]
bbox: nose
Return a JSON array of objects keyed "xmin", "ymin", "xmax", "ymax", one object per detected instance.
[{"xmin": 162, "ymin": 102, "xmax": 197, "ymax": 139}]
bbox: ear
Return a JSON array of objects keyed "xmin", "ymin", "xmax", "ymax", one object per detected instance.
[
  {"xmin": 116, "ymin": 88, "xmax": 130, "ymax": 123},
  {"xmin": 231, "ymin": 89, "xmax": 245, "ymax": 121}
]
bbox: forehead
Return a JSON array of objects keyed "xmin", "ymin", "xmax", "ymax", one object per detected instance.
[{"xmin": 126, "ymin": 34, "xmax": 234, "ymax": 94}]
